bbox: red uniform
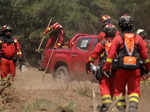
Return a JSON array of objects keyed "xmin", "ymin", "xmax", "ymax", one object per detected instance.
[
  {"xmin": 0, "ymin": 36, "xmax": 22, "ymax": 78},
  {"xmin": 44, "ymin": 22, "xmax": 64, "ymax": 49},
  {"xmin": 88, "ymin": 24, "xmax": 120, "ymax": 112},
  {"xmin": 104, "ymin": 33, "xmax": 150, "ymax": 105},
  {"xmin": 88, "ymin": 37, "xmax": 114, "ymax": 106},
  {"xmin": 98, "ymin": 32, "xmax": 106, "ymax": 42}
]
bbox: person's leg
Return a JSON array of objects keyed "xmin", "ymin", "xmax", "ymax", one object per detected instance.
[
  {"xmin": 1, "ymin": 58, "xmax": 8, "ymax": 79},
  {"xmin": 40, "ymin": 38, "xmax": 53, "ymax": 71},
  {"xmin": 9, "ymin": 60, "xmax": 16, "ymax": 81},
  {"xmin": 0, "ymin": 58, "xmax": 9, "ymax": 85},
  {"xmin": 147, "ymin": 75, "xmax": 150, "ymax": 85},
  {"xmin": 113, "ymin": 69, "xmax": 127, "ymax": 112},
  {"xmin": 98, "ymin": 76, "xmax": 112, "ymax": 112},
  {"xmin": 127, "ymin": 69, "xmax": 140, "ymax": 112}
]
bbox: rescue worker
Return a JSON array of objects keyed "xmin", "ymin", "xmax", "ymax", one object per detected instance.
[
  {"xmin": 0, "ymin": 25, "xmax": 22, "ymax": 84},
  {"xmin": 103, "ymin": 15, "xmax": 150, "ymax": 112},
  {"xmin": 98, "ymin": 15, "xmax": 112, "ymax": 42},
  {"xmin": 90, "ymin": 15, "xmax": 126, "ymax": 111},
  {"xmin": 136, "ymin": 29, "xmax": 150, "ymax": 84},
  {"xmin": 43, "ymin": 22, "xmax": 64, "ymax": 49},
  {"xmin": 39, "ymin": 22, "xmax": 64, "ymax": 71},
  {"xmin": 87, "ymin": 24, "xmax": 117, "ymax": 112}
]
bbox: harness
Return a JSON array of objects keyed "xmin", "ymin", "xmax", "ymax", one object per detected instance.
[{"xmin": 116, "ymin": 33, "xmax": 141, "ymax": 69}]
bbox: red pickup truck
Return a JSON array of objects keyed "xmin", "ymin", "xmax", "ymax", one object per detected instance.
[{"xmin": 41, "ymin": 33, "xmax": 98, "ymax": 78}]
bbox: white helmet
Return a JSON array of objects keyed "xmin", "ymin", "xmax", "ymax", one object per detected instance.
[
  {"xmin": 136, "ymin": 29, "xmax": 147, "ymax": 39},
  {"xmin": 136, "ymin": 29, "xmax": 144, "ymax": 35}
]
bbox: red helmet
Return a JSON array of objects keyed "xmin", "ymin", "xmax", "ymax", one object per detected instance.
[
  {"xmin": 52, "ymin": 22, "xmax": 63, "ymax": 30},
  {"xmin": 101, "ymin": 15, "xmax": 111, "ymax": 24},
  {"xmin": 103, "ymin": 24, "xmax": 117, "ymax": 37}
]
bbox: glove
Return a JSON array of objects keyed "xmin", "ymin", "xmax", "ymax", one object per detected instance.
[
  {"xmin": 86, "ymin": 62, "xmax": 92, "ymax": 73},
  {"xmin": 140, "ymin": 65, "xmax": 147, "ymax": 76},
  {"xmin": 103, "ymin": 71, "xmax": 112, "ymax": 78},
  {"xmin": 19, "ymin": 58, "xmax": 23, "ymax": 62},
  {"xmin": 103, "ymin": 62, "xmax": 111, "ymax": 71},
  {"xmin": 141, "ymin": 62, "xmax": 150, "ymax": 78},
  {"xmin": 13, "ymin": 56, "xmax": 18, "ymax": 63},
  {"xmin": 18, "ymin": 55, "xmax": 24, "ymax": 62},
  {"xmin": 145, "ymin": 62, "xmax": 150, "ymax": 73},
  {"xmin": 43, "ymin": 31, "xmax": 47, "ymax": 36},
  {"xmin": 54, "ymin": 43, "xmax": 61, "ymax": 49},
  {"xmin": 103, "ymin": 62, "xmax": 112, "ymax": 78},
  {"xmin": 95, "ymin": 66, "xmax": 104, "ymax": 81},
  {"xmin": 19, "ymin": 57, "xmax": 24, "ymax": 63}
]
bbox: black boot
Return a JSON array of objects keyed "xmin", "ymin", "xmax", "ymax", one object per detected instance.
[
  {"xmin": 38, "ymin": 67, "xmax": 44, "ymax": 71},
  {"xmin": 117, "ymin": 106, "xmax": 126, "ymax": 112},
  {"xmin": 116, "ymin": 96, "xmax": 126, "ymax": 112},
  {"xmin": 98, "ymin": 103, "xmax": 111, "ymax": 112},
  {"xmin": 128, "ymin": 101, "xmax": 138, "ymax": 112}
]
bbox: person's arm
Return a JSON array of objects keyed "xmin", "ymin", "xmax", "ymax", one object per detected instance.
[
  {"xmin": 14, "ymin": 38, "xmax": 22, "ymax": 59},
  {"xmin": 86, "ymin": 43, "xmax": 104, "ymax": 72},
  {"xmin": 98, "ymin": 32, "xmax": 105, "ymax": 42},
  {"xmin": 45, "ymin": 37, "xmax": 53, "ymax": 49},
  {"xmin": 56, "ymin": 29, "xmax": 64, "ymax": 48},
  {"xmin": 138, "ymin": 36, "xmax": 150, "ymax": 72},
  {"xmin": 138, "ymin": 36, "xmax": 149, "ymax": 60},
  {"xmin": 88, "ymin": 43, "xmax": 104, "ymax": 63},
  {"xmin": 43, "ymin": 26, "xmax": 51, "ymax": 35}
]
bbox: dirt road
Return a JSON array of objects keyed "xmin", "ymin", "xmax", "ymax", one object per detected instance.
[{"xmin": 0, "ymin": 67, "xmax": 150, "ymax": 112}]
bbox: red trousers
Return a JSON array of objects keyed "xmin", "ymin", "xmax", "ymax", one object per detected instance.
[
  {"xmin": 45, "ymin": 38, "xmax": 57, "ymax": 49},
  {"xmin": 99, "ymin": 76, "xmax": 114, "ymax": 96},
  {"xmin": 113, "ymin": 69, "xmax": 141, "ymax": 97},
  {"xmin": 0, "ymin": 58, "xmax": 16, "ymax": 78},
  {"xmin": 99, "ymin": 73, "xmax": 126, "ymax": 97}
]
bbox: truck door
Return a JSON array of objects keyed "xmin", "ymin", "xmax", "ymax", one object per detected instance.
[{"xmin": 71, "ymin": 37, "xmax": 96, "ymax": 75}]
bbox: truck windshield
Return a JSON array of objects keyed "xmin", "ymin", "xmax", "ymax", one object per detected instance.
[{"xmin": 76, "ymin": 38, "xmax": 91, "ymax": 50}]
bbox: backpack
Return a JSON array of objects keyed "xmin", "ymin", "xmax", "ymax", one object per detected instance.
[{"xmin": 117, "ymin": 33, "xmax": 141, "ymax": 69}]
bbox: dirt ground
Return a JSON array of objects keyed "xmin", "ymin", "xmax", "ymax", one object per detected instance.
[{"xmin": 0, "ymin": 66, "xmax": 150, "ymax": 112}]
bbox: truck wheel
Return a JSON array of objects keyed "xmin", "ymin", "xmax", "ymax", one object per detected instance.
[{"xmin": 54, "ymin": 66, "xmax": 69, "ymax": 80}]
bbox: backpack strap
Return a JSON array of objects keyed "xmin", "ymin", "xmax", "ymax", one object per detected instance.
[{"xmin": 118, "ymin": 32, "xmax": 140, "ymax": 56}]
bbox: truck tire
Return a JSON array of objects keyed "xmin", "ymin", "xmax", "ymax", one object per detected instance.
[{"xmin": 54, "ymin": 66, "xmax": 69, "ymax": 80}]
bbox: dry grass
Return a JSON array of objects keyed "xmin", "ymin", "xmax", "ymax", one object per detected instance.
[{"xmin": 23, "ymin": 98, "xmax": 75, "ymax": 112}]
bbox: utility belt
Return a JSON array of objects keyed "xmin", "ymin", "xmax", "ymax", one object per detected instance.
[{"xmin": 112, "ymin": 56, "xmax": 142, "ymax": 70}]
